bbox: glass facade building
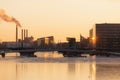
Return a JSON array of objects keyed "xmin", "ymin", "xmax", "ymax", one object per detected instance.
[{"xmin": 89, "ymin": 23, "xmax": 120, "ymax": 51}]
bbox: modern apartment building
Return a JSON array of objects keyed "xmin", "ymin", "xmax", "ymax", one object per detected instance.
[{"xmin": 89, "ymin": 23, "xmax": 120, "ymax": 51}]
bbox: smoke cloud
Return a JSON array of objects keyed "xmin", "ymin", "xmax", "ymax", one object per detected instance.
[{"xmin": 0, "ymin": 9, "xmax": 21, "ymax": 27}]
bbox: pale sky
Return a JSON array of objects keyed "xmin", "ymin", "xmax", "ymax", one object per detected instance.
[{"xmin": 0, "ymin": 0, "xmax": 120, "ymax": 42}]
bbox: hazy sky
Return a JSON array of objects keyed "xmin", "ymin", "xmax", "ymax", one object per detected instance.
[{"xmin": 0, "ymin": 0, "xmax": 120, "ymax": 42}]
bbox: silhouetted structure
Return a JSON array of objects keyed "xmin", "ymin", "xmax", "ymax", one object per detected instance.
[
  {"xmin": 56, "ymin": 42, "xmax": 69, "ymax": 49},
  {"xmin": 67, "ymin": 37, "xmax": 76, "ymax": 49},
  {"xmin": 37, "ymin": 36, "xmax": 55, "ymax": 49},
  {"xmin": 16, "ymin": 26, "xmax": 18, "ymax": 43},
  {"xmin": 89, "ymin": 23, "xmax": 120, "ymax": 51},
  {"xmin": 79, "ymin": 35, "xmax": 89, "ymax": 49},
  {"xmin": 24, "ymin": 36, "xmax": 34, "ymax": 43}
]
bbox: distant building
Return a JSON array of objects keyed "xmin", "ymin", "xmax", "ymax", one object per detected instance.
[
  {"xmin": 1, "ymin": 42, "xmax": 21, "ymax": 49},
  {"xmin": 67, "ymin": 37, "xmax": 76, "ymax": 49},
  {"xmin": 18, "ymin": 36, "xmax": 34, "ymax": 48},
  {"xmin": 1, "ymin": 41, "xmax": 33, "ymax": 49},
  {"xmin": 37, "ymin": 38, "xmax": 45, "ymax": 48},
  {"xmin": 37, "ymin": 36, "xmax": 55, "ymax": 49},
  {"xmin": 46, "ymin": 36, "xmax": 54, "ymax": 45},
  {"xmin": 23, "ymin": 36, "xmax": 34, "ymax": 43},
  {"xmin": 79, "ymin": 35, "xmax": 89, "ymax": 49},
  {"xmin": 89, "ymin": 23, "xmax": 120, "ymax": 51},
  {"xmin": 56, "ymin": 42, "xmax": 69, "ymax": 49}
]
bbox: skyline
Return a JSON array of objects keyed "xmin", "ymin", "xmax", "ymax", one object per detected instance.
[{"xmin": 0, "ymin": 0, "xmax": 120, "ymax": 42}]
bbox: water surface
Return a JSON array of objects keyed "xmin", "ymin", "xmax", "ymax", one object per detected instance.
[{"xmin": 0, "ymin": 52, "xmax": 120, "ymax": 80}]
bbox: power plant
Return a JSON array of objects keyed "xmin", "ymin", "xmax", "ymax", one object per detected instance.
[
  {"xmin": 21, "ymin": 29, "xmax": 28, "ymax": 41},
  {"xmin": 16, "ymin": 24, "xmax": 29, "ymax": 42}
]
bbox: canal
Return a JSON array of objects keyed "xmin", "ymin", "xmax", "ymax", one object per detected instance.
[{"xmin": 0, "ymin": 51, "xmax": 120, "ymax": 80}]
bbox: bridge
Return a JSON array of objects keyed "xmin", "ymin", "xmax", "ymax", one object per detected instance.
[
  {"xmin": 0, "ymin": 49, "xmax": 95, "ymax": 58},
  {"xmin": 0, "ymin": 49, "xmax": 56, "ymax": 58},
  {"xmin": 0, "ymin": 49, "xmax": 120, "ymax": 58},
  {"xmin": 57, "ymin": 49, "xmax": 95, "ymax": 57}
]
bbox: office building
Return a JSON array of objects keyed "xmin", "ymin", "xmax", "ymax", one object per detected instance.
[
  {"xmin": 89, "ymin": 23, "xmax": 120, "ymax": 51},
  {"xmin": 37, "ymin": 36, "xmax": 54, "ymax": 49}
]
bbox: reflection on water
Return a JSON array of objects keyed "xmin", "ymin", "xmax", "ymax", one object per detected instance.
[
  {"xmin": 0, "ymin": 62, "xmax": 96, "ymax": 80},
  {"xmin": 0, "ymin": 52, "xmax": 120, "ymax": 80},
  {"xmin": 96, "ymin": 64, "xmax": 120, "ymax": 80},
  {"xmin": 35, "ymin": 51, "xmax": 63, "ymax": 58}
]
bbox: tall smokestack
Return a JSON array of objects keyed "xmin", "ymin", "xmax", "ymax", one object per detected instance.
[
  {"xmin": 21, "ymin": 29, "xmax": 24, "ymax": 48},
  {"xmin": 21, "ymin": 29, "xmax": 23, "ymax": 41},
  {"xmin": 26, "ymin": 29, "xmax": 28, "ymax": 37},
  {"xmin": 16, "ymin": 25, "xmax": 18, "ymax": 42},
  {"xmin": 24, "ymin": 29, "xmax": 26, "ymax": 40}
]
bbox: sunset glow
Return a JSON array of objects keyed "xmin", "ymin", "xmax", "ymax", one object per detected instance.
[
  {"xmin": 0, "ymin": 9, "xmax": 21, "ymax": 27},
  {"xmin": 0, "ymin": 0, "xmax": 120, "ymax": 42}
]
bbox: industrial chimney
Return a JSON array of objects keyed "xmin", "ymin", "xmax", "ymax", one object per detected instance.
[
  {"xmin": 16, "ymin": 25, "xmax": 18, "ymax": 42},
  {"xmin": 21, "ymin": 29, "xmax": 24, "ymax": 41},
  {"xmin": 26, "ymin": 29, "xmax": 28, "ymax": 37},
  {"xmin": 24, "ymin": 29, "xmax": 26, "ymax": 40}
]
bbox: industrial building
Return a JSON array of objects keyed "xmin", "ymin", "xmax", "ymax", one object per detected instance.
[
  {"xmin": 37, "ymin": 36, "xmax": 55, "ymax": 49},
  {"xmin": 89, "ymin": 23, "xmax": 120, "ymax": 51},
  {"xmin": 0, "ymin": 29, "xmax": 34, "ymax": 49}
]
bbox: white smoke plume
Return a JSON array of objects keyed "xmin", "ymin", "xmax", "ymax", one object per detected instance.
[{"xmin": 0, "ymin": 9, "xmax": 21, "ymax": 27}]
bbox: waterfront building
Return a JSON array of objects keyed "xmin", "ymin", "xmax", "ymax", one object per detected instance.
[
  {"xmin": 37, "ymin": 36, "xmax": 55, "ymax": 49},
  {"xmin": 67, "ymin": 37, "xmax": 76, "ymax": 49},
  {"xmin": 79, "ymin": 35, "xmax": 89, "ymax": 49},
  {"xmin": 89, "ymin": 23, "xmax": 120, "ymax": 51},
  {"xmin": 37, "ymin": 38, "xmax": 45, "ymax": 48},
  {"xmin": 56, "ymin": 42, "xmax": 69, "ymax": 49},
  {"xmin": 1, "ymin": 41, "xmax": 33, "ymax": 49},
  {"xmin": 23, "ymin": 36, "xmax": 34, "ymax": 43}
]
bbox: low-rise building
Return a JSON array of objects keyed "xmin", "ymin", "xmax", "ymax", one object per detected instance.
[
  {"xmin": 37, "ymin": 36, "xmax": 55, "ymax": 49},
  {"xmin": 67, "ymin": 37, "xmax": 76, "ymax": 49}
]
